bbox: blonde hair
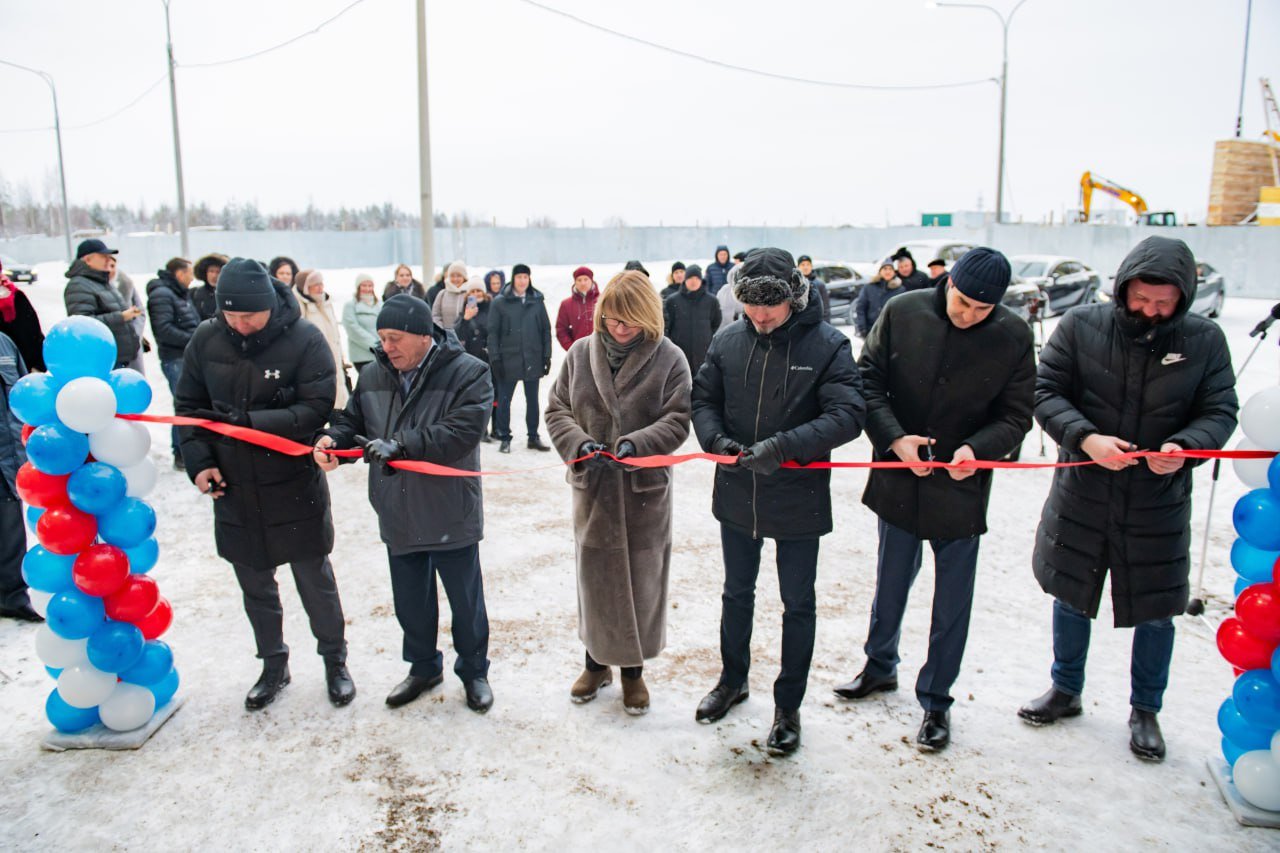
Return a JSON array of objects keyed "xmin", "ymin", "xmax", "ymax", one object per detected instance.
[{"xmin": 594, "ymin": 271, "xmax": 664, "ymax": 341}]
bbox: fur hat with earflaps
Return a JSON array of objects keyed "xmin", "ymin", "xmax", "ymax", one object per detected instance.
[{"xmin": 732, "ymin": 247, "xmax": 809, "ymax": 311}]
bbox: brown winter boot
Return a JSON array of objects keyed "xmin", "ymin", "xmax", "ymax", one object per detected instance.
[
  {"xmin": 622, "ymin": 672, "xmax": 650, "ymax": 716},
  {"xmin": 571, "ymin": 667, "xmax": 613, "ymax": 704}
]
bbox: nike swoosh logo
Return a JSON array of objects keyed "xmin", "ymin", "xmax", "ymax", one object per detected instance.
[{"xmin": 1161, "ymin": 354, "xmax": 1186, "ymax": 365}]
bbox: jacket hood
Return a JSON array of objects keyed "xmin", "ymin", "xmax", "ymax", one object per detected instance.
[
  {"xmin": 217, "ymin": 280, "xmax": 301, "ymax": 350},
  {"xmin": 485, "ymin": 269, "xmax": 506, "ymax": 290},
  {"xmin": 713, "ymin": 245, "xmax": 731, "ymax": 266},
  {"xmin": 1112, "ymin": 236, "xmax": 1197, "ymax": 316},
  {"xmin": 65, "ymin": 259, "xmax": 109, "ymax": 284}
]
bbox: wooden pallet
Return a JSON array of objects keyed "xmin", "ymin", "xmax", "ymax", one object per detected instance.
[{"xmin": 1207, "ymin": 139, "xmax": 1280, "ymax": 225}]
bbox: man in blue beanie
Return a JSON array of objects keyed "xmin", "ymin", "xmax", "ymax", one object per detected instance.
[{"xmin": 834, "ymin": 247, "xmax": 1036, "ymax": 752}]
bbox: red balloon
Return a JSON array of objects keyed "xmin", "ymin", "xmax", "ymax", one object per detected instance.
[
  {"xmin": 72, "ymin": 545, "xmax": 130, "ymax": 597},
  {"xmin": 1217, "ymin": 616, "xmax": 1278, "ymax": 671},
  {"xmin": 135, "ymin": 596, "xmax": 173, "ymax": 640},
  {"xmin": 1237, "ymin": 582, "xmax": 1280, "ymax": 642},
  {"xmin": 20, "ymin": 424, "xmax": 34, "ymax": 445},
  {"xmin": 1234, "ymin": 667, "xmax": 1246, "ymax": 677},
  {"xmin": 14, "ymin": 463, "xmax": 70, "ymax": 509},
  {"xmin": 104, "ymin": 575, "xmax": 160, "ymax": 623},
  {"xmin": 36, "ymin": 505, "xmax": 98, "ymax": 555},
  {"xmin": 1272, "ymin": 556, "xmax": 1280, "ymax": 587}
]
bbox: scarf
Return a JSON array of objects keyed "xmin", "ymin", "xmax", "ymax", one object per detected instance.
[
  {"xmin": 0, "ymin": 277, "xmax": 15, "ymax": 323},
  {"xmin": 601, "ymin": 329, "xmax": 643, "ymax": 373}
]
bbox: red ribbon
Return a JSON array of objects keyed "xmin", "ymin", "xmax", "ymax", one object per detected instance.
[{"xmin": 122, "ymin": 414, "xmax": 1276, "ymax": 478}]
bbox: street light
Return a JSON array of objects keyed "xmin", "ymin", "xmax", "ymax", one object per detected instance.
[
  {"xmin": 928, "ymin": 0, "xmax": 1030, "ymax": 225},
  {"xmin": 161, "ymin": 0, "xmax": 190, "ymax": 258},
  {"xmin": 0, "ymin": 59, "xmax": 74, "ymax": 263}
]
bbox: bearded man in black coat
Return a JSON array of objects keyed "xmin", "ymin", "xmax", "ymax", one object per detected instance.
[
  {"xmin": 834, "ymin": 248, "xmax": 1034, "ymax": 753},
  {"xmin": 1018, "ymin": 236, "xmax": 1237, "ymax": 762},
  {"xmin": 176, "ymin": 258, "xmax": 355, "ymax": 712}
]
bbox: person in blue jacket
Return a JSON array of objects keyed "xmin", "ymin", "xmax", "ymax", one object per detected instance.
[{"xmin": 0, "ymin": 332, "xmax": 39, "ymax": 622}]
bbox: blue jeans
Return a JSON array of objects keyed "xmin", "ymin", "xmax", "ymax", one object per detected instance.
[
  {"xmin": 863, "ymin": 519, "xmax": 981, "ymax": 712},
  {"xmin": 1050, "ymin": 598, "xmax": 1174, "ymax": 713},
  {"xmin": 494, "ymin": 377, "xmax": 541, "ymax": 442},
  {"xmin": 160, "ymin": 359, "xmax": 183, "ymax": 458}
]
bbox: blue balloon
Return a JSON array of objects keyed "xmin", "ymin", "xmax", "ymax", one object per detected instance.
[
  {"xmin": 1274, "ymin": 645, "xmax": 1280, "ymax": 690},
  {"xmin": 43, "ymin": 316, "xmax": 116, "ymax": 381},
  {"xmin": 121, "ymin": 640, "xmax": 174, "ymax": 686},
  {"xmin": 21, "ymin": 545, "xmax": 75, "ymax": 593},
  {"xmin": 97, "ymin": 498, "xmax": 157, "ymax": 549},
  {"xmin": 1271, "ymin": 453, "xmax": 1280, "ymax": 495},
  {"xmin": 1235, "ymin": 575, "xmax": 1254, "ymax": 598},
  {"xmin": 149, "ymin": 667, "xmax": 180, "ymax": 708},
  {"xmin": 124, "ymin": 538, "xmax": 159, "ymax": 574},
  {"xmin": 67, "ymin": 462, "xmax": 127, "ymax": 515},
  {"xmin": 86, "ymin": 620, "xmax": 145, "ymax": 674},
  {"xmin": 45, "ymin": 688, "xmax": 100, "ymax": 733},
  {"xmin": 1223, "ymin": 736, "xmax": 1248, "ymax": 767},
  {"xmin": 45, "ymin": 589, "xmax": 106, "ymax": 639},
  {"xmin": 45, "ymin": 666, "xmax": 62, "ymax": 679},
  {"xmin": 1233, "ymin": 668, "xmax": 1280, "ymax": 729},
  {"xmin": 26, "ymin": 505, "xmax": 45, "ymax": 532},
  {"xmin": 25, "ymin": 423, "xmax": 90, "ymax": 476},
  {"xmin": 107, "ymin": 368, "xmax": 152, "ymax": 415},
  {"xmin": 9, "ymin": 372, "xmax": 62, "ymax": 426},
  {"xmin": 1234, "ymin": 489, "xmax": 1280, "ymax": 551},
  {"xmin": 1230, "ymin": 539, "xmax": 1280, "ymax": 583},
  {"xmin": 1218, "ymin": 696, "xmax": 1275, "ymax": 750}
]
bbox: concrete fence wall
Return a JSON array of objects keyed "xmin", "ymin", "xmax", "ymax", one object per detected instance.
[{"xmin": 4, "ymin": 224, "xmax": 1277, "ymax": 297}]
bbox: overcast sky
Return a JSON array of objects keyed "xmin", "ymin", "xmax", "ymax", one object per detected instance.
[{"xmin": 2, "ymin": 0, "xmax": 1278, "ymax": 226}]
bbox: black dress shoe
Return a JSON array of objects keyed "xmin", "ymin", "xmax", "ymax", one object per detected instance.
[
  {"xmin": 245, "ymin": 660, "xmax": 291, "ymax": 711},
  {"xmin": 1129, "ymin": 709, "xmax": 1166, "ymax": 761},
  {"xmin": 527, "ymin": 437, "xmax": 552, "ymax": 452},
  {"xmin": 325, "ymin": 661, "xmax": 356, "ymax": 707},
  {"xmin": 499, "ymin": 440, "xmax": 512, "ymax": 454},
  {"xmin": 695, "ymin": 681, "xmax": 749, "ymax": 723},
  {"xmin": 916, "ymin": 709, "xmax": 950, "ymax": 752},
  {"xmin": 385, "ymin": 673, "xmax": 444, "ymax": 708},
  {"xmin": 832, "ymin": 670, "xmax": 898, "ymax": 700},
  {"xmin": 0, "ymin": 603, "xmax": 44, "ymax": 623},
  {"xmin": 766, "ymin": 708, "xmax": 801, "ymax": 756},
  {"xmin": 465, "ymin": 678, "xmax": 494, "ymax": 714},
  {"xmin": 1018, "ymin": 686, "xmax": 1083, "ymax": 726},
  {"xmin": 480, "ymin": 433, "xmax": 494, "ymax": 444}
]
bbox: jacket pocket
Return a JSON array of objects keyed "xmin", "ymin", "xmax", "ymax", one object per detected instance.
[
  {"xmin": 629, "ymin": 467, "xmax": 670, "ymax": 493},
  {"xmin": 566, "ymin": 466, "xmax": 590, "ymax": 490}
]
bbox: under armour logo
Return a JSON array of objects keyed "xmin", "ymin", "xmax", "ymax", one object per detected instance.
[
  {"xmin": 264, "ymin": 369, "xmax": 281, "ymax": 379},
  {"xmin": 1160, "ymin": 353, "xmax": 1186, "ymax": 366}
]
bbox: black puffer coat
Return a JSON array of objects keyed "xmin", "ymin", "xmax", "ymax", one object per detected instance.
[
  {"xmin": 860, "ymin": 286, "xmax": 1035, "ymax": 539},
  {"xmin": 324, "ymin": 326, "xmax": 492, "ymax": 555},
  {"xmin": 146, "ymin": 271, "xmax": 201, "ymax": 361},
  {"xmin": 898, "ymin": 268, "xmax": 932, "ymax": 292},
  {"xmin": 63, "ymin": 261, "xmax": 140, "ymax": 367},
  {"xmin": 454, "ymin": 299, "xmax": 491, "ymax": 363},
  {"xmin": 663, "ymin": 286, "xmax": 722, "ymax": 371},
  {"xmin": 1033, "ymin": 236, "xmax": 1238, "ymax": 626},
  {"xmin": 692, "ymin": 298, "xmax": 866, "ymax": 540},
  {"xmin": 190, "ymin": 284, "xmax": 218, "ymax": 322},
  {"xmin": 487, "ymin": 284, "xmax": 552, "ymax": 382},
  {"xmin": 175, "ymin": 281, "xmax": 337, "ymax": 568}
]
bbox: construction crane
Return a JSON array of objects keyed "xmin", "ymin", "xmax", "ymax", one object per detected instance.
[
  {"xmin": 1262, "ymin": 78, "xmax": 1279, "ymax": 184},
  {"xmin": 1079, "ymin": 171, "xmax": 1176, "ymax": 226}
]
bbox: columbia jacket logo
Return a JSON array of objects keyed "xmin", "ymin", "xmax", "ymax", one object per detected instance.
[{"xmin": 1161, "ymin": 353, "xmax": 1187, "ymax": 366}]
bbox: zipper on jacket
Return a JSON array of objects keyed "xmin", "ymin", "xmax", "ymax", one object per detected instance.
[{"xmin": 751, "ymin": 343, "xmax": 772, "ymax": 539}]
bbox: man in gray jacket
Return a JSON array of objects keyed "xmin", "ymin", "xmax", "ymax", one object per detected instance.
[
  {"xmin": 315, "ymin": 295, "xmax": 496, "ymax": 714},
  {"xmin": 63, "ymin": 239, "xmax": 141, "ymax": 368}
]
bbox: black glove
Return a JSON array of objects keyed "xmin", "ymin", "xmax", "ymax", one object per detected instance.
[
  {"xmin": 185, "ymin": 403, "xmax": 250, "ymax": 426},
  {"xmin": 578, "ymin": 441, "xmax": 610, "ymax": 470},
  {"xmin": 355, "ymin": 434, "xmax": 405, "ymax": 475},
  {"xmin": 608, "ymin": 440, "xmax": 637, "ymax": 468},
  {"xmin": 270, "ymin": 386, "xmax": 297, "ymax": 408},
  {"xmin": 710, "ymin": 435, "xmax": 745, "ymax": 458},
  {"xmin": 738, "ymin": 437, "xmax": 785, "ymax": 476},
  {"xmin": 543, "ymin": 359, "xmax": 552, "ymax": 376}
]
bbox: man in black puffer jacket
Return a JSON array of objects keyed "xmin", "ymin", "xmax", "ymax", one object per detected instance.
[
  {"xmin": 146, "ymin": 257, "xmax": 200, "ymax": 470},
  {"xmin": 176, "ymin": 258, "xmax": 355, "ymax": 713},
  {"xmin": 663, "ymin": 265, "xmax": 721, "ymax": 371},
  {"xmin": 1018, "ymin": 236, "xmax": 1237, "ymax": 762},
  {"xmin": 834, "ymin": 248, "xmax": 1035, "ymax": 753},
  {"xmin": 892, "ymin": 248, "xmax": 932, "ymax": 292},
  {"xmin": 691, "ymin": 247, "xmax": 866, "ymax": 757},
  {"xmin": 316, "ymin": 295, "xmax": 495, "ymax": 715},
  {"xmin": 63, "ymin": 239, "xmax": 141, "ymax": 368}
]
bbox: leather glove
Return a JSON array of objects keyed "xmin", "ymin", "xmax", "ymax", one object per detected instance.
[
  {"xmin": 355, "ymin": 434, "xmax": 405, "ymax": 475},
  {"xmin": 608, "ymin": 440, "xmax": 637, "ymax": 468},
  {"xmin": 738, "ymin": 437, "xmax": 785, "ymax": 476},
  {"xmin": 270, "ymin": 386, "xmax": 297, "ymax": 408},
  {"xmin": 710, "ymin": 435, "xmax": 745, "ymax": 458},
  {"xmin": 543, "ymin": 359, "xmax": 552, "ymax": 376},
  {"xmin": 579, "ymin": 441, "xmax": 610, "ymax": 470}
]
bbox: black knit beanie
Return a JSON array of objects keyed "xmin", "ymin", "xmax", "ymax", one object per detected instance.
[
  {"xmin": 377, "ymin": 294, "xmax": 434, "ymax": 335},
  {"xmin": 949, "ymin": 247, "xmax": 1011, "ymax": 304},
  {"xmin": 216, "ymin": 258, "xmax": 277, "ymax": 312}
]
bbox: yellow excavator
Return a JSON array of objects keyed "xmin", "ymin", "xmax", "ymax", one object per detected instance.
[{"xmin": 1079, "ymin": 171, "xmax": 1177, "ymax": 225}]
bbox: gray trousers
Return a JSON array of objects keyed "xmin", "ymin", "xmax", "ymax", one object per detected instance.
[{"xmin": 231, "ymin": 556, "xmax": 347, "ymax": 664}]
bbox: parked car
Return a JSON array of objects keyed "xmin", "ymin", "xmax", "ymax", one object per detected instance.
[
  {"xmin": 811, "ymin": 262, "xmax": 863, "ymax": 326},
  {"xmin": 1002, "ymin": 280, "xmax": 1047, "ymax": 325},
  {"xmin": 1191, "ymin": 261, "xmax": 1226, "ymax": 318},
  {"xmin": 1010, "ymin": 255, "xmax": 1102, "ymax": 316},
  {"xmin": 0, "ymin": 254, "xmax": 37, "ymax": 284}
]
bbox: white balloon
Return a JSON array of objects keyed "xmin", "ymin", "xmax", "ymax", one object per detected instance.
[
  {"xmin": 98, "ymin": 682, "xmax": 156, "ymax": 732},
  {"xmin": 1241, "ymin": 386, "xmax": 1280, "ymax": 450},
  {"xmin": 88, "ymin": 419, "xmax": 151, "ymax": 468},
  {"xmin": 1234, "ymin": 749, "xmax": 1280, "ymax": 811},
  {"xmin": 34, "ymin": 624, "xmax": 88, "ymax": 668},
  {"xmin": 1232, "ymin": 436, "xmax": 1273, "ymax": 488},
  {"xmin": 1273, "ymin": 730, "xmax": 1280, "ymax": 755},
  {"xmin": 57, "ymin": 663, "xmax": 118, "ymax": 709},
  {"xmin": 121, "ymin": 458, "xmax": 158, "ymax": 498},
  {"xmin": 29, "ymin": 589, "xmax": 53, "ymax": 618},
  {"xmin": 55, "ymin": 377, "xmax": 118, "ymax": 434}
]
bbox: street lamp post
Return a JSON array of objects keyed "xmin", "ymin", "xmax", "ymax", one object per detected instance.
[
  {"xmin": 0, "ymin": 60, "xmax": 74, "ymax": 262},
  {"xmin": 416, "ymin": 0, "xmax": 435, "ymax": 275},
  {"xmin": 162, "ymin": 0, "xmax": 190, "ymax": 258},
  {"xmin": 929, "ymin": 0, "xmax": 1030, "ymax": 225}
]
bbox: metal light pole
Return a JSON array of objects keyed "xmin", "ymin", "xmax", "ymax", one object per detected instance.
[
  {"xmin": 0, "ymin": 60, "xmax": 73, "ymax": 262},
  {"xmin": 416, "ymin": 0, "xmax": 435, "ymax": 274},
  {"xmin": 162, "ymin": 0, "xmax": 189, "ymax": 257},
  {"xmin": 1234, "ymin": 0, "xmax": 1253, "ymax": 138},
  {"xmin": 929, "ymin": 0, "xmax": 1030, "ymax": 224}
]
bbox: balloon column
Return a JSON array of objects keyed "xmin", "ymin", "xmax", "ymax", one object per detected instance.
[
  {"xmin": 11, "ymin": 317, "xmax": 179, "ymax": 736},
  {"xmin": 1219, "ymin": 385, "xmax": 1280, "ymax": 812}
]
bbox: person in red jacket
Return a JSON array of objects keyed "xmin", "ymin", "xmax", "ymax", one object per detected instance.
[{"xmin": 556, "ymin": 266, "xmax": 599, "ymax": 351}]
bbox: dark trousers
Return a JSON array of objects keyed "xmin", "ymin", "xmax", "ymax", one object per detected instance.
[
  {"xmin": 863, "ymin": 518, "xmax": 980, "ymax": 712},
  {"xmin": 1050, "ymin": 598, "xmax": 1174, "ymax": 713},
  {"xmin": 0, "ymin": 477, "xmax": 30, "ymax": 610},
  {"xmin": 494, "ymin": 376, "xmax": 541, "ymax": 441},
  {"xmin": 160, "ymin": 358, "xmax": 183, "ymax": 458},
  {"xmin": 388, "ymin": 544, "xmax": 490, "ymax": 682},
  {"xmin": 718, "ymin": 524, "xmax": 820, "ymax": 711},
  {"xmin": 585, "ymin": 649, "xmax": 641, "ymax": 679},
  {"xmin": 231, "ymin": 556, "xmax": 347, "ymax": 664}
]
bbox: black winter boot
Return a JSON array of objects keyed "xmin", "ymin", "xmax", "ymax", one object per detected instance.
[
  {"xmin": 766, "ymin": 708, "xmax": 801, "ymax": 756},
  {"xmin": 245, "ymin": 658, "xmax": 291, "ymax": 711},
  {"xmin": 1129, "ymin": 709, "xmax": 1165, "ymax": 761},
  {"xmin": 1018, "ymin": 686, "xmax": 1083, "ymax": 726},
  {"xmin": 325, "ymin": 661, "xmax": 356, "ymax": 707}
]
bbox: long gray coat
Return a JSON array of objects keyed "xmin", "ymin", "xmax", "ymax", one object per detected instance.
[{"xmin": 546, "ymin": 334, "xmax": 692, "ymax": 667}]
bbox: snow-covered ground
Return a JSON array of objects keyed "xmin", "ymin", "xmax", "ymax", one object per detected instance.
[{"xmin": 2, "ymin": 259, "xmax": 1278, "ymax": 850}]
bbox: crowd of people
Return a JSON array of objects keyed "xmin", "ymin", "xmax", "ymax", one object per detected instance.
[{"xmin": 0, "ymin": 235, "xmax": 1239, "ymax": 763}]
